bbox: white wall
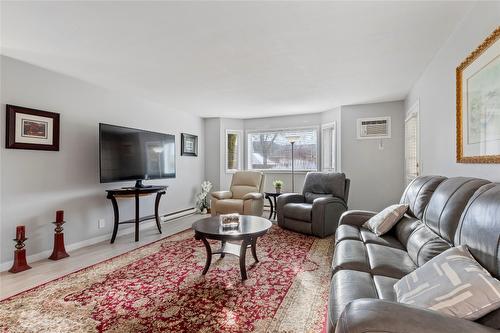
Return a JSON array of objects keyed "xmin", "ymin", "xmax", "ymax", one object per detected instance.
[
  {"xmin": 0, "ymin": 56, "xmax": 205, "ymax": 265},
  {"xmin": 405, "ymin": 2, "xmax": 500, "ymax": 180},
  {"xmin": 204, "ymin": 118, "xmax": 221, "ymax": 190},
  {"xmin": 341, "ymin": 101, "xmax": 405, "ymax": 211}
]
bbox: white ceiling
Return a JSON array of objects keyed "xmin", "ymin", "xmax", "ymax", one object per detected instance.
[{"xmin": 1, "ymin": 1, "xmax": 474, "ymax": 119}]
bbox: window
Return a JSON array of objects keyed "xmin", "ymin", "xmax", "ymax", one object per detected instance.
[
  {"xmin": 405, "ymin": 103, "xmax": 420, "ymax": 184},
  {"xmin": 247, "ymin": 128, "xmax": 318, "ymax": 171},
  {"xmin": 321, "ymin": 122, "xmax": 336, "ymax": 171},
  {"xmin": 226, "ymin": 130, "xmax": 242, "ymax": 172}
]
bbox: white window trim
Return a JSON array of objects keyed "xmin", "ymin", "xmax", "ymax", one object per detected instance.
[
  {"xmin": 405, "ymin": 100, "xmax": 420, "ymax": 183},
  {"xmin": 321, "ymin": 122, "xmax": 336, "ymax": 172},
  {"xmin": 225, "ymin": 129, "xmax": 243, "ymax": 174},
  {"xmin": 245, "ymin": 125, "xmax": 320, "ymax": 172}
]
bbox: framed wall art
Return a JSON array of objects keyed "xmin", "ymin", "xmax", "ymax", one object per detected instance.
[
  {"xmin": 456, "ymin": 27, "xmax": 500, "ymax": 163},
  {"xmin": 181, "ymin": 133, "xmax": 198, "ymax": 156},
  {"xmin": 6, "ymin": 104, "xmax": 60, "ymax": 151}
]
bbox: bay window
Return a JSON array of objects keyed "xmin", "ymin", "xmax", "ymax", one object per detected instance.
[{"xmin": 247, "ymin": 128, "xmax": 318, "ymax": 171}]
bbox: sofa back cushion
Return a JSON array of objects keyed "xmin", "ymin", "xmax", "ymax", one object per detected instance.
[
  {"xmin": 400, "ymin": 176, "xmax": 446, "ymax": 219},
  {"xmin": 405, "ymin": 225, "xmax": 451, "ymax": 266},
  {"xmin": 400, "ymin": 177, "xmax": 489, "ymax": 267},
  {"xmin": 302, "ymin": 172, "xmax": 346, "ymax": 203},
  {"xmin": 423, "ymin": 177, "xmax": 490, "ymax": 243},
  {"xmin": 230, "ymin": 171, "xmax": 264, "ymax": 199},
  {"xmin": 455, "ymin": 183, "xmax": 500, "ymax": 279}
]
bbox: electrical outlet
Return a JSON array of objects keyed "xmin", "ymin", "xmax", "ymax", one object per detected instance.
[{"xmin": 98, "ymin": 218, "xmax": 106, "ymax": 229}]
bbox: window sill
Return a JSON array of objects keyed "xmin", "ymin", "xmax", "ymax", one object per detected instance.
[{"xmin": 249, "ymin": 170, "xmax": 313, "ymax": 174}]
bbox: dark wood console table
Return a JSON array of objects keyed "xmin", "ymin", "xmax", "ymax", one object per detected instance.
[{"xmin": 106, "ymin": 186, "xmax": 167, "ymax": 243}]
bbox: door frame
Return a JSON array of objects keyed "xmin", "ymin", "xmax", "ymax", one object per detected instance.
[{"xmin": 405, "ymin": 100, "xmax": 420, "ymax": 184}]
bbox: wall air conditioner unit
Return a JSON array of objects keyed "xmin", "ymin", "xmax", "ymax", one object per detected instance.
[{"xmin": 357, "ymin": 116, "xmax": 391, "ymax": 139}]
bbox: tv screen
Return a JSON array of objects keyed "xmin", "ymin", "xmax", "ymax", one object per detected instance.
[{"xmin": 99, "ymin": 123, "xmax": 176, "ymax": 183}]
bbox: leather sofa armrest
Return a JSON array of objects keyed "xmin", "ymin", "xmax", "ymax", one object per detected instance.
[
  {"xmin": 242, "ymin": 192, "xmax": 263, "ymax": 200},
  {"xmin": 338, "ymin": 210, "xmax": 377, "ymax": 227},
  {"xmin": 211, "ymin": 191, "xmax": 233, "ymax": 200},
  {"xmin": 335, "ymin": 299, "xmax": 498, "ymax": 333}
]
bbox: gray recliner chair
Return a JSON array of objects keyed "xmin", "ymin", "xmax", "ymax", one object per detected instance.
[{"xmin": 277, "ymin": 172, "xmax": 350, "ymax": 238}]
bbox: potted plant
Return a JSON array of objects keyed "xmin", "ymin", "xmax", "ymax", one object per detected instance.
[
  {"xmin": 195, "ymin": 180, "xmax": 213, "ymax": 214},
  {"xmin": 272, "ymin": 180, "xmax": 284, "ymax": 193}
]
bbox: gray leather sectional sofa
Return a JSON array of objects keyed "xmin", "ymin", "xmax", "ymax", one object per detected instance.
[{"xmin": 328, "ymin": 175, "xmax": 500, "ymax": 333}]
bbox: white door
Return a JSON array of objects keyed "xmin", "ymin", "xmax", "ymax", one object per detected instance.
[{"xmin": 405, "ymin": 102, "xmax": 420, "ymax": 184}]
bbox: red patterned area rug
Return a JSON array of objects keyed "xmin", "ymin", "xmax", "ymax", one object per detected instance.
[{"xmin": 0, "ymin": 226, "xmax": 333, "ymax": 333}]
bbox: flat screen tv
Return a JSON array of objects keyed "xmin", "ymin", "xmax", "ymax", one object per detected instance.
[{"xmin": 99, "ymin": 123, "xmax": 175, "ymax": 187}]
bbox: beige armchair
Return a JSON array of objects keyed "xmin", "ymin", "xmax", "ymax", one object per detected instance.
[{"xmin": 211, "ymin": 171, "xmax": 265, "ymax": 216}]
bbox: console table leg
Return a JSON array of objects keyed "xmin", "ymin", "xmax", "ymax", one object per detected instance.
[
  {"xmin": 135, "ymin": 193, "xmax": 140, "ymax": 242},
  {"xmin": 200, "ymin": 236, "xmax": 212, "ymax": 275},
  {"xmin": 239, "ymin": 239, "xmax": 249, "ymax": 280},
  {"xmin": 110, "ymin": 195, "xmax": 119, "ymax": 244},
  {"xmin": 154, "ymin": 192, "xmax": 163, "ymax": 234}
]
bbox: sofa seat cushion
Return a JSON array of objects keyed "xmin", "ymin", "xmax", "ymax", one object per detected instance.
[
  {"xmin": 335, "ymin": 224, "xmax": 362, "ymax": 244},
  {"xmin": 360, "ymin": 229, "xmax": 405, "ymax": 250},
  {"xmin": 283, "ymin": 203, "xmax": 312, "ymax": 222},
  {"xmin": 366, "ymin": 244, "xmax": 417, "ymax": 279},
  {"xmin": 328, "ymin": 269, "xmax": 378, "ymax": 328},
  {"xmin": 332, "ymin": 240, "xmax": 370, "ymax": 274},
  {"xmin": 373, "ymin": 275, "xmax": 399, "ymax": 301},
  {"xmin": 214, "ymin": 199, "xmax": 243, "ymax": 214}
]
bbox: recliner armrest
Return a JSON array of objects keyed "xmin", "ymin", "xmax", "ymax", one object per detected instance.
[
  {"xmin": 313, "ymin": 196, "xmax": 347, "ymax": 208},
  {"xmin": 242, "ymin": 192, "xmax": 263, "ymax": 200},
  {"xmin": 276, "ymin": 193, "xmax": 305, "ymax": 206},
  {"xmin": 339, "ymin": 210, "xmax": 377, "ymax": 227},
  {"xmin": 211, "ymin": 191, "xmax": 233, "ymax": 200},
  {"xmin": 312, "ymin": 196, "xmax": 348, "ymax": 237},
  {"xmin": 335, "ymin": 299, "xmax": 497, "ymax": 333}
]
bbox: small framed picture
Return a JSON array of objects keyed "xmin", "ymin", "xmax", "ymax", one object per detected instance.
[
  {"xmin": 181, "ymin": 133, "xmax": 198, "ymax": 156},
  {"xmin": 6, "ymin": 105, "xmax": 60, "ymax": 151}
]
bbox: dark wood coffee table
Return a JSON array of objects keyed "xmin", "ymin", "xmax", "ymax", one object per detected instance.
[{"xmin": 192, "ymin": 215, "xmax": 272, "ymax": 280}]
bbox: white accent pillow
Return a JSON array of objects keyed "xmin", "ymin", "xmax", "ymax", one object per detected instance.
[
  {"xmin": 394, "ymin": 245, "xmax": 500, "ymax": 320},
  {"xmin": 362, "ymin": 204, "xmax": 408, "ymax": 236}
]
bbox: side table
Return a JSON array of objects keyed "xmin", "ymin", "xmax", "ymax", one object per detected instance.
[{"xmin": 264, "ymin": 192, "xmax": 282, "ymax": 220}]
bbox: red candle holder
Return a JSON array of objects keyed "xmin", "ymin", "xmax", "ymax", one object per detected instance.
[
  {"xmin": 49, "ymin": 216, "xmax": 69, "ymax": 261},
  {"xmin": 9, "ymin": 236, "xmax": 31, "ymax": 273}
]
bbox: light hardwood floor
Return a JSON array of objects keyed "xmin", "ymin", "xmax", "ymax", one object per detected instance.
[{"xmin": 0, "ymin": 214, "xmax": 204, "ymax": 300}]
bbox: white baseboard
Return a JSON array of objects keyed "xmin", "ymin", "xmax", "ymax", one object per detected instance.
[{"xmin": 0, "ymin": 208, "xmax": 195, "ymax": 272}]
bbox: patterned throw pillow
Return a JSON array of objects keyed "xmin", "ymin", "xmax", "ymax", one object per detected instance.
[
  {"xmin": 362, "ymin": 204, "xmax": 408, "ymax": 236},
  {"xmin": 394, "ymin": 245, "xmax": 500, "ymax": 320}
]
